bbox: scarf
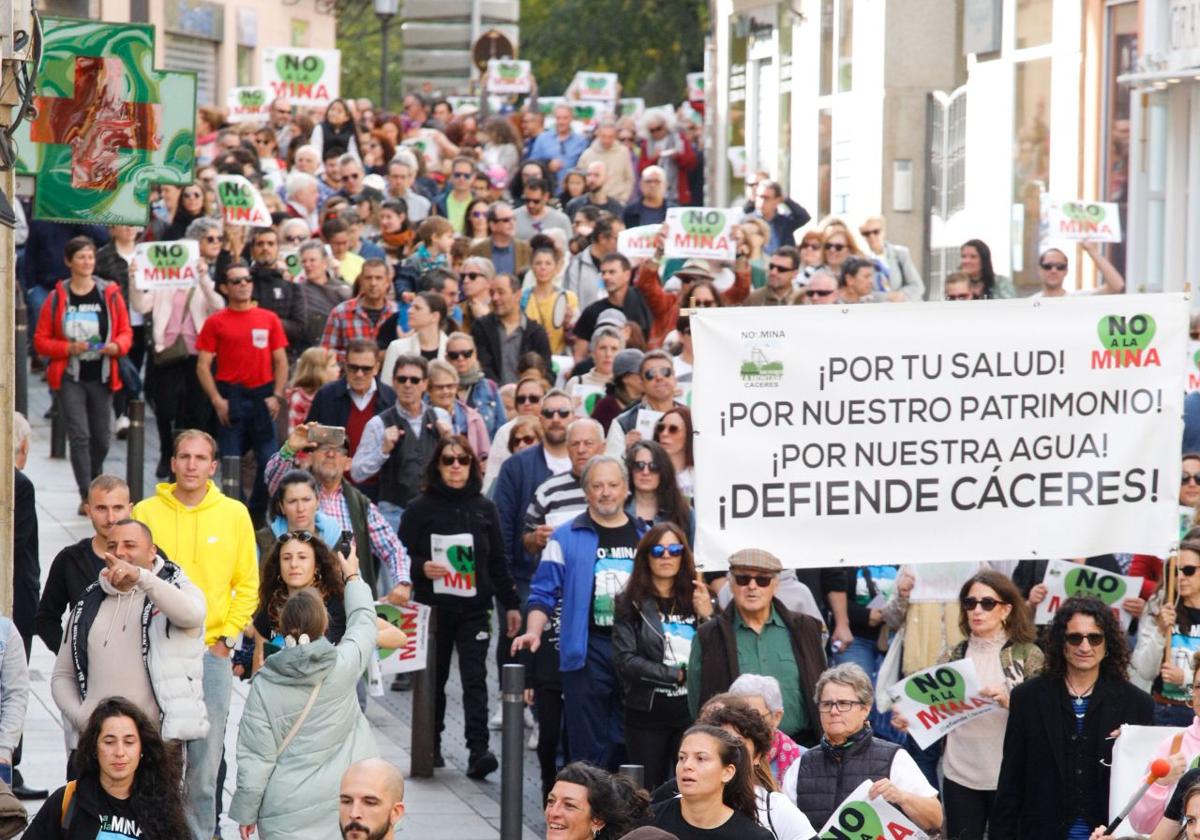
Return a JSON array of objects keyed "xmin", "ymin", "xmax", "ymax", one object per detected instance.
[
  {"xmin": 819, "ymin": 722, "xmax": 874, "ymax": 757},
  {"xmin": 458, "ymin": 367, "xmax": 485, "ymax": 387}
]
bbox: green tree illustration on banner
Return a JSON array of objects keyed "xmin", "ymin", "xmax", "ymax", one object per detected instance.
[{"xmin": 14, "ymin": 18, "xmax": 196, "ymax": 224}]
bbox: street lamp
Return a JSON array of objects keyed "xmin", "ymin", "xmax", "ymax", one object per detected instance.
[{"xmin": 374, "ymin": 0, "xmax": 400, "ymax": 112}]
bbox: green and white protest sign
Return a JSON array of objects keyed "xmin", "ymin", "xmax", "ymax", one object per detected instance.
[
  {"xmin": 282, "ymin": 249, "xmax": 302, "ymax": 279},
  {"xmin": 887, "ymin": 659, "xmax": 999, "ymax": 750},
  {"xmin": 487, "ymin": 59, "xmax": 533, "ymax": 94},
  {"xmin": 686, "ymin": 72, "xmax": 705, "ymax": 101},
  {"xmin": 818, "ymin": 780, "xmax": 928, "ymax": 840},
  {"xmin": 572, "ymin": 71, "xmax": 618, "ymax": 101},
  {"xmin": 1034, "ymin": 559, "xmax": 1143, "ymax": 628},
  {"xmin": 618, "ymin": 98, "xmax": 645, "ymax": 117},
  {"xmin": 432, "ymin": 533, "xmax": 477, "ymax": 597},
  {"xmin": 215, "ymin": 175, "xmax": 273, "ymax": 227},
  {"xmin": 618, "ymin": 224, "xmax": 659, "ymax": 260},
  {"xmin": 375, "ymin": 601, "xmax": 429, "ymax": 675},
  {"xmin": 226, "ymin": 86, "xmax": 272, "ymax": 124},
  {"xmin": 131, "ymin": 240, "xmax": 200, "ymax": 291},
  {"xmin": 574, "ymin": 384, "xmax": 605, "ymax": 417},
  {"xmin": 262, "ymin": 47, "xmax": 340, "ymax": 107},
  {"xmin": 664, "ymin": 207, "xmax": 737, "ymax": 261},
  {"xmin": 1045, "ymin": 198, "xmax": 1122, "ymax": 243}
]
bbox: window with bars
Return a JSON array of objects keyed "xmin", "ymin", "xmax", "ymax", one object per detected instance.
[{"xmin": 929, "ymin": 86, "xmax": 967, "ymax": 221}]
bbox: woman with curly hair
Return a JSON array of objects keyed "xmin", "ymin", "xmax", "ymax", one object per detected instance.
[
  {"xmin": 543, "ymin": 761, "xmax": 652, "ymax": 840},
  {"xmin": 24, "ymin": 696, "xmax": 189, "ymax": 839},
  {"xmin": 993, "ymin": 597, "xmax": 1154, "ymax": 840}
]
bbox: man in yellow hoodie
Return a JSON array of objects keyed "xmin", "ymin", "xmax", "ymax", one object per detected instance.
[{"xmin": 134, "ymin": 428, "xmax": 258, "ymax": 840}]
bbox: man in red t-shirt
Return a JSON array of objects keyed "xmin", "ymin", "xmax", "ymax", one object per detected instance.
[{"xmin": 197, "ymin": 260, "xmax": 289, "ymax": 520}]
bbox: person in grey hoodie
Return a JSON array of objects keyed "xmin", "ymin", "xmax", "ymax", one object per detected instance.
[
  {"xmin": 51, "ymin": 519, "xmax": 208, "ymax": 767},
  {"xmin": 0, "ymin": 615, "xmax": 29, "ymax": 787}
]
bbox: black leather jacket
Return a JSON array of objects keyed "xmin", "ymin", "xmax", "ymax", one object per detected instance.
[{"xmin": 612, "ymin": 597, "xmax": 698, "ymax": 712}]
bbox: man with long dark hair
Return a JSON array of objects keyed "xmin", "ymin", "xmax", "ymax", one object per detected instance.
[{"xmin": 993, "ymin": 596, "xmax": 1153, "ymax": 839}]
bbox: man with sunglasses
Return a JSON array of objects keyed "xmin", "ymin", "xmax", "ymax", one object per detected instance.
[
  {"xmin": 994, "ymin": 597, "xmax": 1153, "ymax": 840},
  {"xmin": 305, "ymin": 338, "xmax": 396, "ymax": 466},
  {"xmin": 744, "ymin": 180, "xmax": 810, "ymax": 255},
  {"xmin": 859, "ymin": 216, "xmax": 925, "ymax": 302},
  {"xmin": 803, "ymin": 269, "xmax": 839, "ymax": 305},
  {"xmin": 514, "ymin": 178, "xmax": 570, "ymax": 240},
  {"xmin": 196, "ymin": 261, "xmax": 289, "ymax": 520},
  {"xmin": 623, "ymin": 165, "xmax": 674, "ymax": 229},
  {"xmin": 337, "ymin": 154, "xmax": 367, "ymax": 200},
  {"xmin": 513, "ymin": 454, "xmax": 648, "ymax": 769},
  {"xmin": 436, "ymin": 157, "xmax": 479, "ymax": 235},
  {"xmin": 385, "ymin": 153, "xmax": 431, "ymax": 223},
  {"xmin": 1031, "ymin": 242, "xmax": 1126, "ymax": 298},
  {"xmin": 468, "ymin": 201, "xmax": 531, "ymax": 278},
  {"xmin": 456, "ymin": 257, "xmax": 495, "ymax": 332},
  {"xmin": 687, "ymin": 549, "xmax": 826, "ymax": 745},
  {"xmin": 607, "ymin": 350, "xmax": 686, "ymax": 455},
  {"xmin": 247, "ymin": 227, "xmax": 307, "ymax": 354},
  {"xmin": 744, "ymin": 246, "xmax": 802, "ymax": 306}
]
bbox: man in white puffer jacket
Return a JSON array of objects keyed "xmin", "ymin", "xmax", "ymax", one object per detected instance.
[{"xmin": 51, "ymin": 518, "xmax": 208, "ymax": 770}]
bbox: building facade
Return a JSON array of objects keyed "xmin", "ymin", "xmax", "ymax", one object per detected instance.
[
  {"xmin": 712, "ymin": 0, "xmax": 1129, "ymax": 298},
  {"xmin": 40, "ymin": 0, "xmax": 337, "ymax": 108}
]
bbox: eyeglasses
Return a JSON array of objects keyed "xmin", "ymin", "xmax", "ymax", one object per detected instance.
[
  {"xmin": 460, "ymin": 272, "xmax": 487, "ymax": 281},
  {"xmin": 656, "ymin": 422, "xmax": 684, "ymax": 435},
  {"xmin": 524, "ymin": 196, "xmax": 544, "ymax": 205},
  {"xmin": 807, "ymin": 288, "xmax": 836, "ymax": 298},
  {"xmin": 254, "ymin": 138, "xmax": 274, "ymax": 146},
  {"xmin": 690, "ymin": 298, "xmax": 717, "ymax": 308},
  {"xmin": 226, "ymin": 275, "xmax": 252, "ymax": 285},
  {"xmin": 768, "ymin": 263, "xmax": 796, "ymax": 273},
  {"xmin": 1183, "ymin": 473, "xmax": 1200, "ymax": 485},
  {"xmin": 394, "ymin": 375, "xmax": 425, "ymax": 385},
  {"xmin": 818, "ymin": 700, "xmax": 865, "ymax": 714},
  {"xmin": 631, "ymin": 460, "xmax": 659, "ymax": 473},
  {"xmin": 447, "ymin": 349, "xmax": 474, "ymax": 360},
  {"xmin": 643, "ymin": 367, "xmax": 674, "ymax": 381},
  {"xmin": 344, "ymin": 173, "xmax": 363, "ymax": 182},
  {"xmin": 284, "ymin": 234, "xmax": 306, "ymax": 243},
  {"xmin": 431, "ymin": 382, "xmax": 457, "ymax": 391},
  {"xmin": 440, "ymin": 454, "xmax": 472, "ymax": 467},
  {"xmin": 1064, "ymin": 632, "xmax": 1106, "ymax": 648},
  {"xmin": 1040, "ymin": 261, "xmax": 1068, "ymax": 272},
  {"xmin": 650, "ymin": 543, "xmax": 685, "ymax": 558},
  {"xmin": 1181, "ymin": 565, "xmax": 1200, "ymax": 577},
  {"xmin": 493, "ymin": 216, "xmax": 515, "ymax": 223},
  {"xmin": 541, "ymin": 407, "xmax": 571, "ymax": 419},
  {"xmin": 203, "ymin": 236, "xmax": 222, "ymax": 243},
  {"xmin": 471, "ymin": 210, "xmax": 489, "ymax": 218},
  {"xmin": 800, "ymin": 242, "xmax": 822, "ymax": 251},
  {"xmin": 618, "ymin": 134, "xmax": 635, "ymax": 142},
  {"xmin": 452, "ymin": 171, "xmax": 473, "ymax": 179},
  {"xmin": 860, "ymin": 228, "xmax": 882, "ymax": 237},
  {"xmin": 513, "ymin": 435, "xmax": 538, "ymax": 446},
  {"xmin": 962, "ymin": 596, "xmax": 1005, "ymax": 612},
  {"xmin": 732, "ymin": 573, "xmax": 775, "ymax": 588},
  {"xmin": 515, "ymin": 394, "xmax": 543, "ymax": 405},
  {"xmin": 183, "ymin": 192, "xmax": 203, "ymax": 199},
  {"xmin": 285, "ymin": 530, "xmax": 315, "ymax": 542},
  {"xmin": 825, "ymin": 243, "xmax": 847, "ymax": 252},
  {"xmin": 946, "ymin": 293, "xmax": 973, "ymax": 301},
  {"xmin": 346, "ymin": 363, "xmax": 375, "ymax": 374}
]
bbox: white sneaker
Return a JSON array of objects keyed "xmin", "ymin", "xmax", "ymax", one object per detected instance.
[
  {"xmin": 488, "ymin": 707, "xmax": 503, "ymax": 730},
  {"xmin": 114, "ymin": 415, "xmax": 131, "ymax": 439},
  {"xmin": 523, "ymin": 706, "xmax": 536, "ymax": 729},
  {"xmin": 527, "ymin": 724, "xmax": 539, "ymax": 750}
]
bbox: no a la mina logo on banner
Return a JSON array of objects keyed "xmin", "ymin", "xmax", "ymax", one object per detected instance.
[
  {"xmin": 887, "ymin": 659, "xmax": 1000, "ymax": 750},
  {"xmin": 1093, "ymin": 313, "xmax": 1162, "ymax": 370},
  {"xmin": 739, "ymin": 329, "xmax": 787, "ymax": 388},
  {"xmin": 818, "ymin": 780, "xmax": 928, "ymax": 840}
]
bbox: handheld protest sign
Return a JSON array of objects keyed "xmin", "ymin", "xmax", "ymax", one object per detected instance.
[
  {"xmin": 888, "ymin": 658, "xmax": 1000, "ymax": 750},
  {"xmin": 817, "ymin": 780, "xmax": 928, "ymax": 840},
  {"xmin": 132, "ymin": 240, "xmax": 201, "ymax": 290},
  {"xmin": 1046, "ymin": 198, "xmax": 1122, "ymax": 243},
  {"xmin": 1033, "ymin": 559, "xmax": 1143, "ymax": 630},
  {"xmin": 431, "ymin": 533, "xmax": 477, "ymax": 598},
  {"xmin": 226, "ymin": 86, "xmax": 272, "ymax": 124},
  {"xmin": 664, "ymin": 207, "xmax": 737, "ymax": 262},
  {"xmin": 618, "ymin": 225, "xmax": 659, "ymax": 260},
  {"xmin": 262, "ymin": 47, "xmax": 340, "ymax": 107},
  {"xmin": 375, "ymin": 601, "xmax": 430, "ymax": 674},
  {"xmin": 215, "ymin": 175, "xmax": 273, "ymax": 227},
  {"xmin": 487, "ymin": 59, "xmax": 533, "ymax": 94}
]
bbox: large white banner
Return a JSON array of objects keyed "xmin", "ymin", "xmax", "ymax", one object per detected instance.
[{"xmin": 691, "ymin": 297, "xmax": 1188, "ymax": 569}]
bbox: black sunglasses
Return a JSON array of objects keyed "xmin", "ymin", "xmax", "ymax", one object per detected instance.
[
  {"xmin": 962, "ymin": 596, "xmax": 1005, "ymax": 612},
  {"xmin": 1183, "ymin": 473, "xmax": 1200, "ymax": 485},
  {"xmin": 394, "ymin": 375, "xmax": 425, "ymax": 385},
  {"xmin": 202, "ymin": 236, "xmax": 222, "ymax": 243},
  {"xmin": 460, "ymin": 272, "xmax": 487, "ymax": 281},
  {"xmin": 1181, "ymin": 565, "xmax": 1200, "ymax": 577},
  {"xmin": 631, "ymin": 460, "xmax": 659, "ymax": 473},
  {"xmin": 1040, "ymin": 261, "xmax": 1068, "ymax": 272},
  {"xmin": 768, "ymin": 263, "xmax": 796, "ymax": 273},
  {"xmin": 513, "ymin": 435, "xmax": 538, "ymax": 446},
  {"xmin": 447, "ymin": 349, "xmax": 474, "ymax": 360},
  {"xmin": 440, "ymin": 454, "xmax": 472, "ymax": 466},
  {"xmin": 825, "ymin": 243, "xmax": 847, "ymax": 252},
  {"xmin": 732, "ymin": 573, "xmax": 775, "ymax": 588},
  {"xmin": 515, "ymin": 394, "xmax": 542, "ymax": 405},
  {"xmin": 346, "ymin": 363, "xmax": 374, "ymax": 374},
  {"xmin": 225, "ymin": 275, "xmax": 252, "ymax": 285},
  {"xmin": 650, "ymin": 543, "xmax": 684, "ymax": 558},
  {"xmin": 808, "ymin": 288, "xmax": 836, "ymax": 297},
  {"xmin": 541, "ymin": 407, "xmax": 571, "ymax": 419},
  {"xmin": 284, "ymin": 530, "xmax": 315, "ymax": 542},
  {"xmin": 1064, "ymin": 632, "xmax": 1106, "ymax": 648},
  {"xmin": 643, "ymin": 367, "xmax": 673, "ymax": 381}
]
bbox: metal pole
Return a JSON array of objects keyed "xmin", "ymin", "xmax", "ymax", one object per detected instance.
[
  {"xmin": 379, "ymin": 16, "xmax": 391, "ymax": 113},
  {"xmin": 500, "ymin": 663, "xmax": 525, "ymax": 840},
  {"xmin": 220, "ymin": 455, "xmax": 241, "ymax": 501},
  {"xmin": 50, "ymin": 392, "xmax": 66, "ymax": 458},
  {"xmin": 13, "ymin": 294, "xmax": 26, "ymax": 419},
  {"xmin": 410, "ymin": 605, "xmax": 437, "ymax": 777},
  {"xmin": 618, "ymin": 764, "xmax": 645, "ymax": 790},
  {"xmin": 126, "ymin": 400, "xmax": 145, "ymax": 503}
]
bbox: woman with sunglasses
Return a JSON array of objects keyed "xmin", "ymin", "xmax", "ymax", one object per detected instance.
[
  {"xmin": 818, "ymin": 224, "xmax": 864, "ymax": 279},
  {"xmin": 796, "ymin": 231, "xmax": 824, "ymax": 279},
  {"xmin": 1133, "ymin": 531, "xmax": 1200, "ymax": 727},
  {"xmin": 400, "ymin": 435, "xmax": 522, "ymax": 778},
  {"xmin": 613, "ymin": 523, "xmax": 713, "ymax": 789},
  {"xmin": 426, "ymin": 359, "xmax": 490, "ymax": 463},
  {"xmin": 464, "ymin": 197, "xmax": 492, "ymax": 242},
  {"xmin": 626, "ymin": 440, "xmax": 694, "ymax": 545},
  {"xmin": 447, "ymin": 331, "xmax": 506, "ymax": 437},
  {"xmin": 483, "ymin": 375, "xmax": 548, "ymax": 494},
  {"xmin": 652, "ymin": 406, "xmax": 695, "ymax": 500},
  {"xmin": 889, "ymin": 570, "xmax": 1041, "ymax": 840},
  {"xmin": 959, "ymin": 238, "xmax": 1014, "ymax": 299}
]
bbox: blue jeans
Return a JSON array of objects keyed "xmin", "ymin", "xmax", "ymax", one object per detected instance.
[
  {"xmin": 25, "ymin": 285, "xmax": 49, "ymax": 347},
  {"xmin": 186, "ymin": 650, "xmax": 233, "ymax": 840},
  {"xmin": 561, "ymin": 634, "xmax": 624, "ymax": 770},
  {"xmin": 1155, "ymin": 702, "xmax": 1194, "ymax": 727},
  {"xmin": 832, "ymin": 636, "xmax": 880, "ymax": 678},
  {"xmin": 215, "ymin": 382, "xmax": 277, "ymax": 518}
]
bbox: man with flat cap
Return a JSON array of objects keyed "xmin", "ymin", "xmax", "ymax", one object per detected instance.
[{"xmin": 687, "ymin": 548, "xmax": 827, "ymax": 745}]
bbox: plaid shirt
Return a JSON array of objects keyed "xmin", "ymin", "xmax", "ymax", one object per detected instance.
[
  {"xmin": 264, "ymin": 450, "xmax": 410, "ymax": 585},
  {"xmin": 321, "ymin": 296, "xmax": 398, "ymax": 361}
]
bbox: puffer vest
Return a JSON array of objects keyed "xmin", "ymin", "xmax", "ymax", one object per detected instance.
[{"xmin": 793, "ymin": 734, "xmax": 901, "ymax": 829}]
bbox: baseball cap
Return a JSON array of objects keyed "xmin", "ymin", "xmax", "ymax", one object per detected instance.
[
  {"xmin": 613, "ymin": 349, "xmax": 645, "ymax": 379},
  {"xmin": 727, "ymin": 549, "xmax": 783, "ymax": 573},
  {"xmin": 596, "ymin": 308, "xmax": 628, "ymax": 330}
]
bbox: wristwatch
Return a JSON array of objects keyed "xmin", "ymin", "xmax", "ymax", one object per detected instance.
[{"xmin": 220, "ymin": 635, "xmax": 238, "ymax": 651}]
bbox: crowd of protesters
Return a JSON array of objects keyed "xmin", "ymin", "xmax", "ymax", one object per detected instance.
[{"xmin": 6, "ymin": 87, "xmax": 1178, "ymax": 840}]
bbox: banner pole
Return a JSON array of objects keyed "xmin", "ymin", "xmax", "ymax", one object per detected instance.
[{"xmin": 1165, "ymin": 550, "xmax": 1178, "ymax": 669}]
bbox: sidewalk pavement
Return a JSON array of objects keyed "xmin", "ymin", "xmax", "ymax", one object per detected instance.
[{"xmin": 18, "ymin": 382, "xmax": 541, "ymax": 839}]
